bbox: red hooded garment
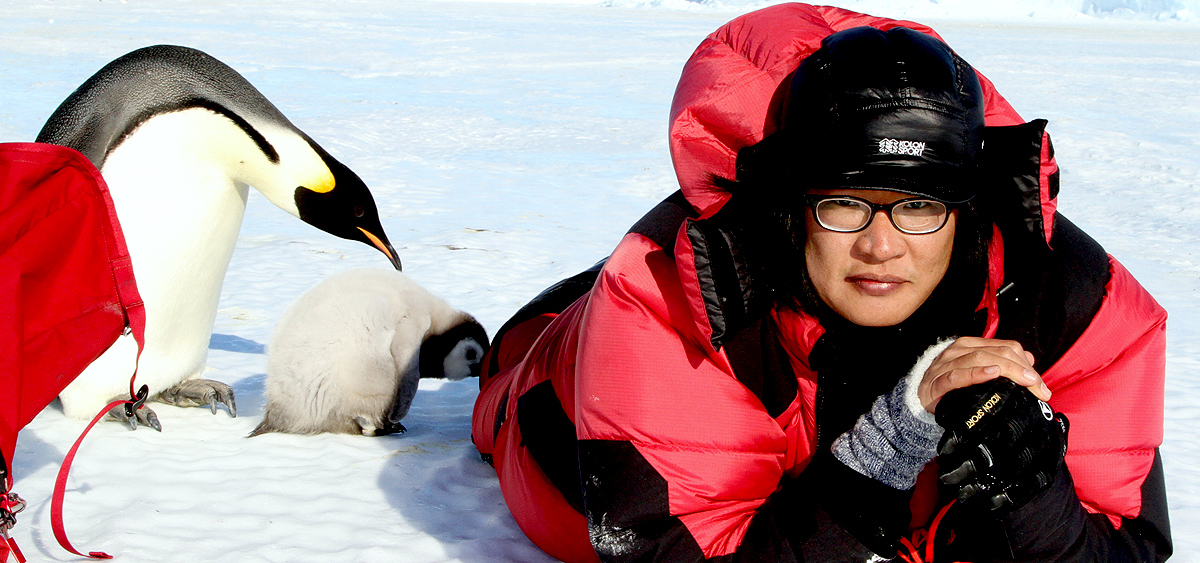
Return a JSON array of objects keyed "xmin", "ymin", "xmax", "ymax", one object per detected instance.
[
  {"xmin": 473, "ymin": 4, "xmax": 1170, "ymax": 562},
  {"xmin": 2, "ymin": 142, "xmax": 146, "ymax": 562}
]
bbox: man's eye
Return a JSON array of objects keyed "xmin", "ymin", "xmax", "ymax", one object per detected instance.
[{"xmin": 902, "ymin": 201, "xmax": 931, "ymax": 210}]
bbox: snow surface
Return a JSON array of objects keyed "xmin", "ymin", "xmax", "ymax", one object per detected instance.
[{"xmin": 2, "ymin": 0, "xmax": 1198, "ymax": 561}]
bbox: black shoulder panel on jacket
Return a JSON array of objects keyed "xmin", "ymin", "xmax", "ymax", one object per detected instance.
[
  {"xmin": 580, "ymin": 439, "xmax": 705, "ymax": 562},
  {"xmin": 687, "ymin": 217, "xmax": 769, "ymax": 350},
  {"xmin": 1119, "ymin": 448, "xmax": 1174, "ymax": 562},
  {"xmin": 629, "ymin": 190, "xmax": 697, "ymax": 254},
  {"xmin": 996, "ymin": 213, "xmax": 1110, "ymax": 372},
  {"xmin": 517, "ymin": 380, "xmax": 585, "ymax": 513},
  {"xmin": 722, "ymin": 318, "xmax": 799, "ymax": 419},
  {"xmin": 685, "ymin": 198, "xmax": 770, "ymax": 350},
  {"xmin": 980, "ymin": 119, "xmax": 1054, "ymax": 243},
  {"xmin": 579, "ymin": 439, "xmax": 805, "ymax": 563}
]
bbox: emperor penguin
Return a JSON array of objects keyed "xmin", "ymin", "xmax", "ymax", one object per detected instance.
[
  {"xmin": 249, "ymin": 268, "xmax": 489, "ymax": 437},
  {"xmin": 37, "ymin": 45, "xmax": 402, "ymax": 429}
]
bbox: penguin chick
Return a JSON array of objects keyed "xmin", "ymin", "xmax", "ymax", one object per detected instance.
[
  {"xmin": 249, "ymin": 268, "xmax": 488, "ymax": 437},
  {"xmin": 38, "ymin": 45, "xmax": 402, "ymax": 427}
]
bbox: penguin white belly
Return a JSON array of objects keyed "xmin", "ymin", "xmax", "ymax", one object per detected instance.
[
  {"xmin": 59, "ymin": 110, "xmax": 254, "ymax": 417},
  {"xmin": 58, "ymin": 332, "xmax": 141, "ymax": 418}
]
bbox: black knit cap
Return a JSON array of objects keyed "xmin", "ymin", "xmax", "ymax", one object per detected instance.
[{"xmin": 742, "ymin": 26, "xmax": 985, "ymax": 204}]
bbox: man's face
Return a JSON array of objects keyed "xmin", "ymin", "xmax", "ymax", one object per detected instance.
[{"xmin": 804, "ymin": 188, "xmax": 957, "ymax": 327}]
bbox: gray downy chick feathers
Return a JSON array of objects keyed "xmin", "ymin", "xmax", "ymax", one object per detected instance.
[{"xmin": 250, "ymin": 268, "xmax": 488, "ymax": 437}]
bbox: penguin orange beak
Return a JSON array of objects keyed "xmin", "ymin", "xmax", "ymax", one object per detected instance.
[{"xmin": 357, "ymin": 227, "xmax": 402, "ymax": 271}]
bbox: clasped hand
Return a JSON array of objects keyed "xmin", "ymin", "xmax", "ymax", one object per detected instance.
[{"xmin": 918, "ymin": 337, "xmax": 1069, "ymax": 512}]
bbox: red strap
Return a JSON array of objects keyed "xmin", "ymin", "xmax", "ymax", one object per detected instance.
[
  {"xmin": 2, "ymin": 533, "xmax": 26, "ymax": 563},
  {"xmin": 2, "ymin": 480, "xmax": 28, "ymax": 563},
  {"xmin": 50, "ymin": 399, "xmax": 130, "ymax": 560},
  {"xmin": 49, "ymin": 325, "xmax": 145, "ymax": 560},
  {"xmin": 897, "ymin": 534, "xmax": 924, "ymax": 563},
  {"xmin": 896, "ymin": 501, "xmax": 963, "ymax": 563}
]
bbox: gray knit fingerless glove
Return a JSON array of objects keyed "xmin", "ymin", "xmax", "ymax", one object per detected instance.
[{"xmin": 830, "ymin": 339, "xmax": 955, "ymax": 490}]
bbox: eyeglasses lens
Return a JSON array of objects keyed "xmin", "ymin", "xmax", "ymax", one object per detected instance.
[
  {"xmin": 814, "ymin": 198, "xmax": 948, "ymax": 234},
  {"xmin": 893, "ymin": 200, "xmax": 947, "ymax": 233},
  {"xmin": 814, "ymin": 199, "xmax": 871, "ymax": 231}
]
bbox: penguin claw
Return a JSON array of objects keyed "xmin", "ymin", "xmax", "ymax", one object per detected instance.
[
  {"xmin": 223, "ymin": 390, "xmax": 237, "ymax": 418},
  {"xmin": 106, "ymin": 403, "xmax": 162, "ymax": 431},
  {"xmin": 141, "ymin": 407, "xmax": 162, "ymax": 432},
  {"xmin": 156, "ymin": 379, "xmax": 237, "ymax": 418}
]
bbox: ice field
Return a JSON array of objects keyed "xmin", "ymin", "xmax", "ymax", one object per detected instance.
[{"xmin": 2, "ymin": 0, "xmax": 1199, "ymax": 560}]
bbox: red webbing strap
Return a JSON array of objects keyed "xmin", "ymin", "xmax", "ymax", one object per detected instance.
[
  {"xmin": 49, "ymin": 399, "xmax": 131, "ymax": 560},
  {"xmin": 2, "ymin": 474, "xmax": 27, "ymax": 563},
  {"xmin": 1, "ymin": 531, "xmax": 26, "ymax": 563},
  {"xmin": 897, "ymin": 500, "xmax": 962, "ymax": 563},
  {"xmin": 898, "ymin": 529, "xmax": 927, "ymax": 563}
]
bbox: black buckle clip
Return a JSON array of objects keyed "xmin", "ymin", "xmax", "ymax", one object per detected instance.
[
  {"xmin": 123, "ymin": 385, "xmax": 150, "ymax": 430},
  {"xmin": 1, "ymin": 492, "xmax": 26, "ymax": 534}
]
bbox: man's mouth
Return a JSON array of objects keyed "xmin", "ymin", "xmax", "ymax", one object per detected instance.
[{"xmin": 846, "ymin": 274, "xmax": 907, "ymax": 296}]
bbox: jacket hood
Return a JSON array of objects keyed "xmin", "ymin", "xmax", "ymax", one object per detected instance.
[{"xmin": 667, "ymin": 3, "xmax": 1031, "ymax": 219}]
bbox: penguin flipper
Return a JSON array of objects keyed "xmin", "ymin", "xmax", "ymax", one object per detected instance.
[{"xmin": 156, "ymin": 378, "xmax": 237, "ymax": 417}]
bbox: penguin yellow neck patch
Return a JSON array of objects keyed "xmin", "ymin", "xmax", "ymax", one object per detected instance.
[{"xmin": 306, "ymin": 169, "xmax": 337, "ymax": 194}]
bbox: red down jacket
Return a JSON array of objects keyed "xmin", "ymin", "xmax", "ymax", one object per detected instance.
[
  {"xmin": 1, "ymin": 142, "xmax": 146, "ymax": 561},
  {"xmin": 472, "ymin": 4, "xmax": 1170, "ymax": 562}
]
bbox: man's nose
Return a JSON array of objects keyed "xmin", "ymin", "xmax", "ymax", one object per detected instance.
[{"xmin": 852, "ymin": 210, "xmax": 906, "ymax": 263}]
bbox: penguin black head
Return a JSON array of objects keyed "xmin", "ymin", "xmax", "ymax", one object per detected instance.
[
  {"xmin": 294, "ymin": 139, "xmax": 402, "ymax": 270},
  {"xmin": 375, "ymin": 317, "xmax": 488, "ymax": 436},
  {"xmin": 419, "ymin": 318, "xmax": 490, "ymax": 380}
]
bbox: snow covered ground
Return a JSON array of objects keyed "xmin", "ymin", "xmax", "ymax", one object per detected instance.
[{"xmin": 2, "ymin": 0, "xmax": 1198, "ymax": 561}]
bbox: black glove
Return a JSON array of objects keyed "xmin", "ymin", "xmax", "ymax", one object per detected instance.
[{"xmin": 934, "ymin": 378, "xmax": 1069, "ymax": 512}]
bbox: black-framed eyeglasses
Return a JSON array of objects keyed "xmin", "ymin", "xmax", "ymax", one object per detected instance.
[{"xmin": 805, "ymin": 195, "xmax": 951, "ymax": 235}]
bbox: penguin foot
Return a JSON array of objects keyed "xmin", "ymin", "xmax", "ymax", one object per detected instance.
[
  {"xmin": 156, "ymin": 379, "xmax": 237, "ymax": 418},
  {"xmin": 106, "ymin": 403, "xmax": 162, "ymax": 432},
  {"xmin": 373, "ymin": 419, "xmax": 407, "ymax": 437},
  {"xmin": 353, "ymin": 416, "xmax": 406, "ymax": 437}
]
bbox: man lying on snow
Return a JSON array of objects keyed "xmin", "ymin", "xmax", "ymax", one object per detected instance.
[{"xmin": 472, "ymin": 4, "xmax": 1172, "ymax": 562}]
